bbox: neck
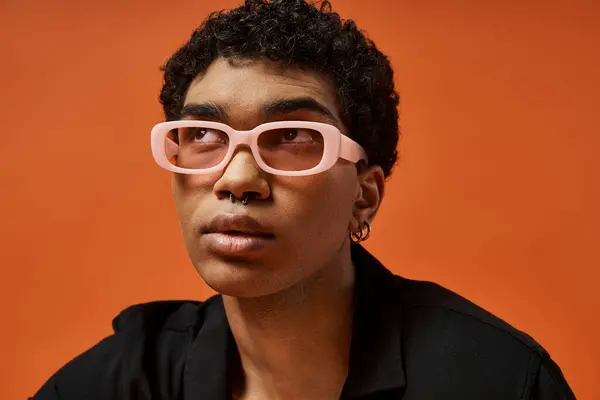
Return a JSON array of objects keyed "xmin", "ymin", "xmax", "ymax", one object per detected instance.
[{"xmin": 222, "ymin": 242, "xmax": 356, "ymax": 400}]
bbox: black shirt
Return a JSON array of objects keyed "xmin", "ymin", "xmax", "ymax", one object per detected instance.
[{"xmin": 31, "ymin": 244, "xmax": 576, "ymax": 399}]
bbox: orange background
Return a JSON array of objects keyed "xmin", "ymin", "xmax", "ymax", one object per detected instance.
[{"xmin": 1, "ymin": 1, "xmax": 598, "ymax": 399}]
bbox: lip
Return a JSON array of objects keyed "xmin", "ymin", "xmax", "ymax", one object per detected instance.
[
  {"xmin": 204, "ymin": 214, "xmax": 273, "ymax": 236},
  {"xmin": 202, "ymin": 214, "xmax": 275, "ymax": 256}
]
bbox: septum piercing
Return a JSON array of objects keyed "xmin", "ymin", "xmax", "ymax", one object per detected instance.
[{"xmin": 229, "ymin": 193, "xmax": 250, "ymax": 205}]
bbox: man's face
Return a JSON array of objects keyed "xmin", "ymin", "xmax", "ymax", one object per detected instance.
[{"xmin": 172, "ymin": 57, "xmax": 360, "ymax": 298}]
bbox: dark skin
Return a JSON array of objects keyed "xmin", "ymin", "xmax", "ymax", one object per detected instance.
[{"xmin": 172, "ymin": 57, "xmax": 385, "ymax": 400}]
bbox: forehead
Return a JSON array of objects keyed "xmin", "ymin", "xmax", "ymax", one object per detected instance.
[{"xmin": 183, "ymin": 58, "xmax": 341, "ymax": 124}]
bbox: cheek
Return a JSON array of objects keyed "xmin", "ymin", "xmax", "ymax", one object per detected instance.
[
  {"xmin": 278, "ymin": 168, "xmax": 356, "ymax": 237},
  {"xmin": 171, "ymin": 173, "xmax": 215, "ymax": 230}
]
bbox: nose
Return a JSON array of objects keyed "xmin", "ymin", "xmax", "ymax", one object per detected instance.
[{"xmin": 213, "ymin": 146, "xmax": 271, "ymax": 202}]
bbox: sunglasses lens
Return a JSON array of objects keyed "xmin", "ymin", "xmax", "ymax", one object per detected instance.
[
  {"xmin": 257, "ymin": 127, "xmax": 324, "ymax": 171},
  {"xmin": 165, "ymin": 126, "xmax": 229, "ymax": 169}
]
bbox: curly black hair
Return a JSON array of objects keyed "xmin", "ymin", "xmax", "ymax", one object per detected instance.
[{"xmin": 159, "ymin": 0, "xmax": 399, "ymax": 177}]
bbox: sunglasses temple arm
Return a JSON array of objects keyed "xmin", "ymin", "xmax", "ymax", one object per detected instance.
[{"xmin": 340, "ymin": 135, "xmax": 368, "ymax": 164}]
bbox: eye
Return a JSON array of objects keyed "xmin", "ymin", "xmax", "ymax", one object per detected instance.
[
  {"xmin": 281, "ymin": 128, "xmax": 314, "ymax": 143},
  {"xmin": 183, "ymin": 128, "xmax": 227, "ymax": 144}
]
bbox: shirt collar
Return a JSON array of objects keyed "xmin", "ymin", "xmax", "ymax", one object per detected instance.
[
  {"xmin": 183, "ymin": 297, "xmax": 232, "ymax": 400},
  {"xmin": 183, "ymin": 244, "xmax": 406, "ymax": 400},
  {"xmin": 341, "ymin": 244, "xmax": 407, "ymax": 398}
]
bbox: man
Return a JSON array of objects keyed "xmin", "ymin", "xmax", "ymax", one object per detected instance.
[{"xmin": 32, "ymin": 0, "xmax": 575, "ymax": 399}]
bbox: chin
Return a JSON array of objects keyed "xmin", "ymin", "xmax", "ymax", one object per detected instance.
[{"xmin": 193, "ymin": 257, "xmax": 293, "ymax": 298}]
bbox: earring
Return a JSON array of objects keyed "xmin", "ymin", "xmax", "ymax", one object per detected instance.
[{"xmin": 349, "ymin": 220, "xmax": 371, "ymax": 244}]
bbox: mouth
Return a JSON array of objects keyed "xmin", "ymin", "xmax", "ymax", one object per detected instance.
[
  {"xmin": 202, "ymin": 214, "xmax": 276, "ymax": 256},
  {"xmin": 203, "ymin": 231, "xmax": 276, "ymax": 255},
  {"xmin": 218, "ymin": 230, "xmax": 274, "ymax": 238}
]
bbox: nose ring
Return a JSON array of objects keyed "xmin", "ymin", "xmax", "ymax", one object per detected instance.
[{"xmin": 229, "ymin": 193, "xmax": 250, "ymax": 205}]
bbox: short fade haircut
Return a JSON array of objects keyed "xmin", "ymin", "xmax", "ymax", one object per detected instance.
[{"xmin": 160, "ymin": 0, "xmax": 400, "ymax": 177}]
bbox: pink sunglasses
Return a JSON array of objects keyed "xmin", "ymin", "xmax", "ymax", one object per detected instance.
[{"xmin": 151, "ymin": 120, "xmax": 368, "ymax": 176}]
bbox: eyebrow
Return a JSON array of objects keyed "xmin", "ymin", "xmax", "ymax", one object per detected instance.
[
  {"xmin": 179, "ymin": 97, "xmax": 337, "ymax": 124},
  {"xmin": 262, "ymin": 97, "xmax": 337, "ymax": 122},
  {"xmin": 180, "ymin": 102, "xmax": 229, "ymax": 121}
]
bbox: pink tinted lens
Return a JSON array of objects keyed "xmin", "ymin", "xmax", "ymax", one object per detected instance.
[
  {"xmin": 257, "ymin": 127, "xmax": 324, "ymax": 171},
  {"xmin": 165, "ymin": 126, "xmax": 229, "ymax": 169}
]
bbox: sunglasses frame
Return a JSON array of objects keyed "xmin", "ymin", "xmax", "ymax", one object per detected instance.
[{"xmin": 150, "ymin": 120, "xmax": 368, "ymax": 176}]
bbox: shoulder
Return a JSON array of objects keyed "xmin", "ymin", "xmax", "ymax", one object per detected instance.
[
  {"xmin": 394, "ymin": 275, "xmax": 543, "ymax": 351},
  {"xmin": 30, "ymin": 298, "xmax": 218, "ymax": 400},
  {"xmin": 111, "ymin": 298, "xmax": 206, "ymax": 333},
  {"xmin": 387, "ymin": 275, "xmax": 574, "ymax": 398}
]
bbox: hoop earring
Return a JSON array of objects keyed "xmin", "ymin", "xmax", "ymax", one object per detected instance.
[{"xmin": 349, "ymin": 220, "xmax": 371, "ymax": 244}]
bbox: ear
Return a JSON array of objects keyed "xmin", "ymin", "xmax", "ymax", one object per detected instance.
[{"xmin": 349, "ymin": 165, "xmax": 385, "ymax": 232}]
